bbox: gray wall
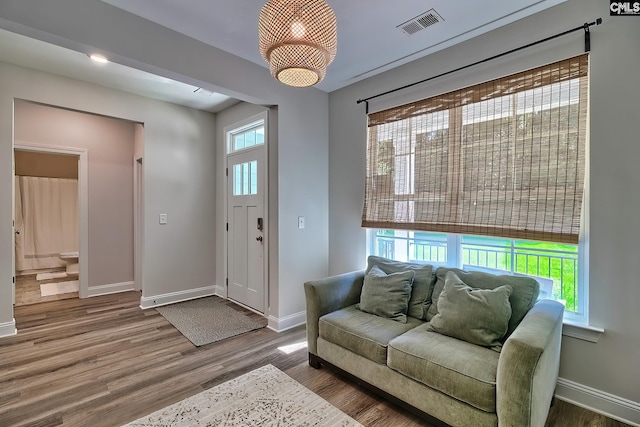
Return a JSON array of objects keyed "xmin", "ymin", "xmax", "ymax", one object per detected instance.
[
  {"xmin": 15, "ymin": 100, "xmax": 135, "ymax": 287},
  {"xmin": 215, "ymin": 101, "xmax": 329, "ymax": 323},
  {"xmin": 328, "ymin": 0, "xmax": 640, "ymax": 417},
  {"xmin": 0, "ymin": 60, "xmax": 217, "ymax": 324}
]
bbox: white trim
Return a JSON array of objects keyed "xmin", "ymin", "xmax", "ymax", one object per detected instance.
[
  {"xmin": 556, "ymin": 378, "xmax": 640, "ymax": 426},
  {"xmin": 14, "ymin": 141, "xmax": 89, "ymax": 299},
  {"xmin": 224, "ymin": 114, "xmax": 267, "ymax": 155},
  {"xmin": 213, "ymin": 284, "xmax": 226, "ymax": 297},
  {"xmin": 562, "ymin": 320, "xmax": 604, "ymax": 343},
  {"xmin": 0, "ymin": 319, "xmax": 17, "ymax": 338},
  {"xmin": 133, "ymin": 156, "xmax": 144, "ymax": 293},
  {"xmin": 267, "ymin": 310, "xmax": 306, "ymax": 332},
  {"xmin": 86, "ymin": 281, "xmax": 135, "ymax": 297},
  {"xmin": 139, "ymin": 285, "xmax": 216, "ymax": 309},
  {"xmin": 227, "ymin": 297, "xmax": 266, "ymax": 317}
]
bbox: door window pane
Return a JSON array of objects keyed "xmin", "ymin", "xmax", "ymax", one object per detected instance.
[
  {"xmin": 250, "ymin": 161, "xmax": 258, "ymax": 195},
  {"xmin": 242, "ymin": 162, "xmax": 249, "ymax": 195},
  {"xmin": 233, "ymin": 161, "xmax": 259, "ymax": 196}
]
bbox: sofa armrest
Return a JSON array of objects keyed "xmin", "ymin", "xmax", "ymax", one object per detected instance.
[
  {"xmin": 497, "ymin": 299, "xmax": 564, "ymax": 427},
  {"xmin": 304, "ymin": 270, "xmax": 365, "ymax": 355}
]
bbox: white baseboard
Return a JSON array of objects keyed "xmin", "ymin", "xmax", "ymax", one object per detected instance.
[
  {"xmin": 556, "ymin": 377, "xmax": 640, "ymax": 426},
  {"xmin": 213, "ymin": 284, "xmax": 226, "ymax": 298},
  {"xmin": 139, "ymin": 285, "xmax": 216, "ymax": 309},
  {"xmin": 86, "ymin": 281, "xmax": 135, "ymax": 297},
  {"xmin": 0, "ymin": 319, "xmax": 17, "ymax": 338},
  {"xmin": 267, "ymin": 310, "xmax": 306, "ymax": 332}
]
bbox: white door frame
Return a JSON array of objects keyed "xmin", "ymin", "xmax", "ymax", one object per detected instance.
[
  {"xmin": 13, "ymin": 141, "xmax": 89, "ymax": 299},
  {"xmin": 133, "ymin": 157, "xmax": 143, "ymax": 293},
  {"xmin": 224, "ymin": 111, "xmax": 269, "ymax": 315}
]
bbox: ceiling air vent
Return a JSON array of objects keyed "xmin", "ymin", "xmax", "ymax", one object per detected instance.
[
  {"xmin": 193, "ymin": 87, "xmax": 214, "ymax": 97},
  {"xmin": 397, "ymin": 9, "xmax": 443, "ymax": 36}
]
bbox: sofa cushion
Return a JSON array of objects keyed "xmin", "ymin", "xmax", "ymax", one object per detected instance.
[
  {"xmin": 427, "ymin": 267, "xmax": 539, "ymax": 340},
  {"xmin": 319, "ymin": 305, "xmax": 424, "ymax": 364},
  {"xmin": 367, "ymin": 255, "xmax": 435, "ymax": 320},
  {"xmin": 388, "ymin": 324, "xmax": 500, "ymax": 412},
  {"xmin": 428, "ymin": 272, "xmax": 513, "ymax": 349},
  {"xmin": 358, "ymin": 265, "xmax": 414, "ymax": 323}
]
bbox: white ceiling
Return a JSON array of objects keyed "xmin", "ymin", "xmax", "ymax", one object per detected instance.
[
  {"xmin": 100, "ymin": 0, "xmax": 566, "ymax": 92},
  {"xmin": 0, "ymin": 28, "xmax": 240, "ymax": 113},
  {"xmin": 0, "ymin": 0, "xmax": 566, "ymax": 112}
]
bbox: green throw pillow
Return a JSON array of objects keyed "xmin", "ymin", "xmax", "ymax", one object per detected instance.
[
  {"xmin": 428, "ymin": 271, "xmax": 513, "ymax": 349},
  {"xmin": 427, "ymin": 266, "xmax": 539, "ymax": 340},
  {"xmin": 366, "ymin": 255, "xmax": 435, "ymax": 320},
  {"xmin": 358, "ymin": 265, "xmax": 414, "ymax": 323}
]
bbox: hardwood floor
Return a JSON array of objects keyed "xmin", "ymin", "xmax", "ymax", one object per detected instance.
[
  {"xmin": 0, "ymin": 292, "xmax": 631, "ymax": 427},
  {"xmin": 14, "ymin": 270, "xmax": 78, "ymax": 306}
]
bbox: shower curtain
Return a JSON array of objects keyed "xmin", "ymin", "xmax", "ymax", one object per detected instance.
[{"xmin": 14, "ymin": 176, "xmax": 79, "ymax": 272}]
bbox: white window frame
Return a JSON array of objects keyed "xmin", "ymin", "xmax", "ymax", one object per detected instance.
[
  {"xmin": 366, "ymin": 228, "xmax": 589, "ymax": 324},
  {"xmin": 227, "ymin": 119, "xmax": 265, "ymax": 154}
]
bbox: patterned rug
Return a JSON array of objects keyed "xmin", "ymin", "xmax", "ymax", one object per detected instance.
[
  {"xmin": 123, "ymin": 364, "xmax": 361, "ymax": 426},
  {"xmin": 155, "ymin": 297, "xmax": 266, "ymax": 346}
]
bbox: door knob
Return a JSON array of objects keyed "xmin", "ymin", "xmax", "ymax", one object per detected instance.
[
  {"xmin": 256, "ymin": 236, "xmax": 263, "ymax": 242},
  {"xmin": 15, "ymin": 230, "xmax": 20, "ymax": 235}
]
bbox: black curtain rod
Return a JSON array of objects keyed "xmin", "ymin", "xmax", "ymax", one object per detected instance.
[{"xmin": 356, "ymin": 18, "xmax": 602, "ymax": 110}]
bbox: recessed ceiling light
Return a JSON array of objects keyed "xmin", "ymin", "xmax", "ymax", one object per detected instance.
[{"xmin": 89, "ymin": 54, "xmax": 108, "ymax": 64}]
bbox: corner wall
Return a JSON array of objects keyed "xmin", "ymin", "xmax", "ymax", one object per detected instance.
[
  {"xmin": 0, "ymin": 61, "xmax": 217, "ymax": 324},
  {"xmin": 14, "ymin": 100, "xmax": 135, "ymax": 289},
  {"xmin": 328, "ymin": 0, "xmax": 640, "ymax": 423},
  {"xmin": 215, "ymin": 100, "xmax": 329, "ymax": 330}
]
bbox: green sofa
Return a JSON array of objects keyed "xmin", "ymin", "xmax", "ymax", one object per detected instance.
[{"xmin": 304, "ymin": 256, "xmax": 565, "ymax": 427}]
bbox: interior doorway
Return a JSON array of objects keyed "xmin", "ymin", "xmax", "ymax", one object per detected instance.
[
  {"xmin": 225, "ymin": 113, "xmax": 268, "ymax": 314},
  {"xmin": 13, "ymin": 143, "xmax": 88, "ymax": 305}
]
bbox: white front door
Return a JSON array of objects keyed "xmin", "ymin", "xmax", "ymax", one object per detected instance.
[{"xmin": 227, "ymin": 147, "xmax": 265, "ymax": 312}]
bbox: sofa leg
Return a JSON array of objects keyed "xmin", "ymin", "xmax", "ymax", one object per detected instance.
[
  {"xmin": 309, "ymin": 352, "xmax": 322, "ymax": 369},
  {"xmin": 550, "ymin": 396, "xmax": 556, "ymax": 407}
]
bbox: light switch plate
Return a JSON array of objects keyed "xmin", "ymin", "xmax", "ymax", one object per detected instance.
[
  {"xmin": 159, "ymin": 213, "xmax": 168, "ymax": 225},
  {"xmin": 298, "ymin": 216, "xmax": 305, "ymax": 229}
]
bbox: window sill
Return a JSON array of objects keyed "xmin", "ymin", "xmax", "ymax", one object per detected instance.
[{"xmin": 562, "ymin": 319, "xmax": 604, "ymax": 343}]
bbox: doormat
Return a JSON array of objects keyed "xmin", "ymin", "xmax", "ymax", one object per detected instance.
[
  {"xmin": 123, "ymin": 364, "xmax": 362, "ymax": 427},
  {"xmin": 40, "ymin": 280, "xmax": 79, "ymax": 297},
  {"xmin": 155, "ymin": 297, "xmax": 267, "ymax": 346}
]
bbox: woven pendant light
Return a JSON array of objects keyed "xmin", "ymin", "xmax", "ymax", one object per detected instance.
[{"xmin": 258, "ymin": 0, "xmax": 337, "ymax": 87}]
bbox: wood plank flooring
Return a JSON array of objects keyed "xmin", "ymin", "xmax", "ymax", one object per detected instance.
[
  {"xmin": 14, "ymin": 271, "xmax": 78, "ymax": 306},
  {"xmin": 0, "ymin": 292, "xmax": 631, "ymax": 427}
]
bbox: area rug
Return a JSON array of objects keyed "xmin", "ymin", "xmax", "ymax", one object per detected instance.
[
  {"xmin": 155, "ymin": 297, "xmax": 266, "ymax": 346},
  {"xmin": 40, "ymin": 280, "xmax": 79, "ymax": 297},
  {"xmin": 123, "ymin": 364, "xmax": 362, "ymax": 427},
  {"xmin": 36, "ymin": 271, "xmax": 68, "ymax": 281}
]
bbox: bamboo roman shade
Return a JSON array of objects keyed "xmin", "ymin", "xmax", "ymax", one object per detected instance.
[{"xmin": 363, "ymin": 55, "xmax": 588, "ymax": 244}]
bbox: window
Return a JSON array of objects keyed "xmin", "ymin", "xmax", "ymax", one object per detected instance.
[
  {"xmin": 364, "ymin": 56, "xmax": 589, "ymax": 321},
  {"xmin": 369, "ymin": 230, "xmax": 583, "ymax": 317},
  {"xmin": 228, "ymin": 121, "xmax": 265, "ymax": 153},
  {"xmin": 233, "ymin": 161, "xmax": 258, "ymax": 196}
]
